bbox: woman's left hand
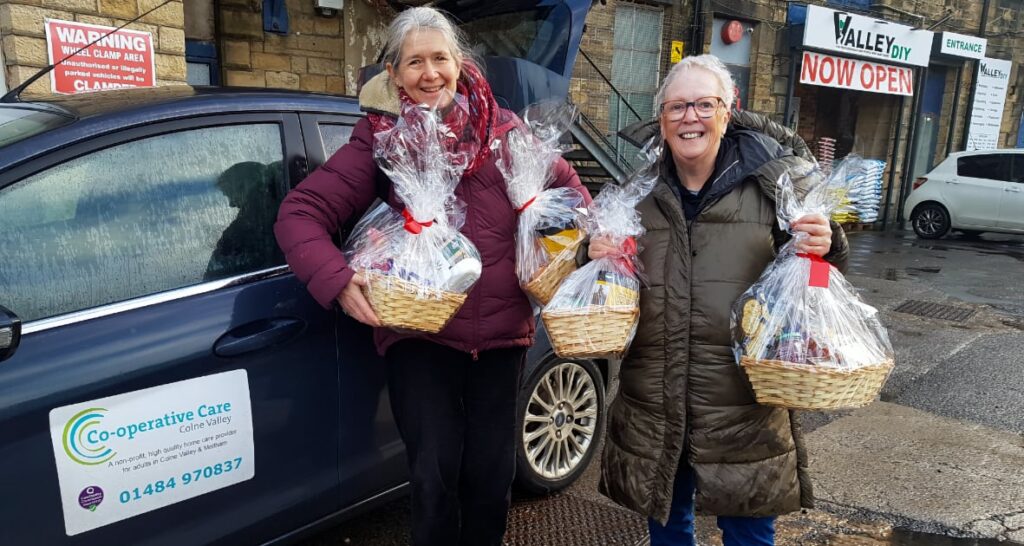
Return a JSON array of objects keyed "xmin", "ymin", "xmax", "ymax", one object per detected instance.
[{"xmin": 792, "ymin": 214, "xmax": 833, "ymax": 257}]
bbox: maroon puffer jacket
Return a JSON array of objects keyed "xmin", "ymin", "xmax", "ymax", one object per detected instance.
[{"xmin": 275, "ymin": 116, "xmax": 590, "ymax": 356}]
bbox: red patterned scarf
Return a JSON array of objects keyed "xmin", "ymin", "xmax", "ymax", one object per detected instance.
[{"xmin": 367, "ymin": 60, "xmax": 509, "ymax": 176}]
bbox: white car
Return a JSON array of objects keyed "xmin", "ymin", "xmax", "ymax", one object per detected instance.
[{"xmin": 905, "ymin": 149, "xmax": 1024, "ymax": 239}]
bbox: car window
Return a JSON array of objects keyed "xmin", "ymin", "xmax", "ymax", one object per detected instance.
[
  {"xmin": 957, "ymin": 154, "xmax": 1011, "ymax": 182},
  {"xmin": 319, "ymin": 123, "xmax": 354, "ymax": 158},
  {"xmin": 0, "ymin": 105, "xmax": 74, "ymax": 148},
  {"xmin": 1012, "ymin": 155, "xmax": 1024, "ymax": 183},
  {"xmin": 0, "ymin": 124, "xmax": 286, "ymax": 323}
]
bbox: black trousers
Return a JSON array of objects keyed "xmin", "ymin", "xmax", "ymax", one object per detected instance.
[{"xmin": 385, "ymin": 340, "xmax": 524, "ymax": 546}]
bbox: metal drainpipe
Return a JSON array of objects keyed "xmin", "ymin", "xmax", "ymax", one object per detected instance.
[
  {"xmin": 881, "ymin": 94, "xmax": 906, "ymax": 230},
  {"xmin": 690, "ymin": 0, "xmax": 705, "ymax": 56},
  {"xmin": 896, "ymin": 66, "xmax": 927, "ymax": 224},
  {"xmin": 784, "ymin": 49, "xmax": 799, "ymax": 129},
  {"xmin": 959, "ymin": 0, "xmax": 991, "ymax": 149}
]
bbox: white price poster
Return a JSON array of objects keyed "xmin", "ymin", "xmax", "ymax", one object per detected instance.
[
  {"xmin": 49, "ymin": 370, "xmax": 255, "ymax": 536},
  {"xmin": 967, "ymin": 57, "xmax": 1013, "ymax": 151}
]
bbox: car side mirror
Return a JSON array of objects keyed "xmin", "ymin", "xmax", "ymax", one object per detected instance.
[{"xmin": 0, "ymin": 305, "xmax": 22, "ymax": 363}]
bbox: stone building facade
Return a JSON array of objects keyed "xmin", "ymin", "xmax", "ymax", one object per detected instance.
[
  {"xmin": 212, "ymin": 0, "xmax": 388, "ymax": 95},
  {"xmin": 1, "ymin": 0, "xmax": 1020, "ymax": 223},
  {"xmin": 0, "ymin": 0, "xmax": 390, "ymax": 97},
  {"xmin": 569, "ymin": 0, "xmax": 691, "ymax": 146},
  {"xmin": 0, "ymin": 0, "xmax": 186, "ymax": 96}
]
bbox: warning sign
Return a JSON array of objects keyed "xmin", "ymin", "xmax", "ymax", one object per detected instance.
[
  {"xmin": 44, "ymin": 19, "xmax": 156, "ymax": 95},
  {"xmin": 671, "ymin": 41, "xmax": 685, "ymax": 64}
]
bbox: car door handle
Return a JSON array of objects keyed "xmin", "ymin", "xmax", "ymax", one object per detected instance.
[
  {"xmin": 1005, "ymin": 187, "xmax": 1022, "ymax": 193},
  {"xmin": 214, "ymin": 318, "xmax": 306, "ymax": 357}
]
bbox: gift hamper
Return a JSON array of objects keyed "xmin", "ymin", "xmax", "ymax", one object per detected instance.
[
  {"xmin": 344, "ymin": 97, "xmax": 482, "ymax": 333},
  {"xmin": 541, "ymin": 139, "xmax": 661, "ymax": 358},
  {"xmin": 731, "ymin": 157, "xmax": 895, "ymax": 410},
  {"xmin": 492, "ymin": 102, "xmax": 586, "ymax": 305}
]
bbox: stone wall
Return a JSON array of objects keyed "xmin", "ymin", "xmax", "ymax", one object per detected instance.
[
  {"xmin": 0, "ymin": 0, "xmax": 186, "ymax": 96},
  {"xmin": 184, "ymin": 0, "xmax": 213, "ymax": 42},
  {"xmin": 570, "ymin": 0, "xmax": 688, "ymax": 139},
  {"xmin": 698, "ymin": 0, "xmax": 789, "ymax": 120},
  {"xmin": 218, "ymin": 0, "xmax": 387, "ymax": 96}
]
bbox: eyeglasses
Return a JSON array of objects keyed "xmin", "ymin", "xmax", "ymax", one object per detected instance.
[{"xmin": 660, "ymin": 97, "xmax": 724, "ymax": 121}]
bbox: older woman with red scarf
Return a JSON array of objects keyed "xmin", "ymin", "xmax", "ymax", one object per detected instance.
[{"xmin": 274, "ymin": 7, "xmax": 588, "ymax": 546}]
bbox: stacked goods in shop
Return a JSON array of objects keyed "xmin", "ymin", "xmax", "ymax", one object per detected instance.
[
  {"xmin": 731, "ymin": 161, "xmax": 895, "ymax": 410},
  {"xmin": 847, "ymin": 158, "xmax": 885, "ymax": 223},
  {"xmin": 541, "ymin": 139, "xmax": 662, "ymax": 358},
  {"xmin": 492, "ymin": 102, "xmax": 586, "ymax": 305},
  {"xmin": 344, "ymin": 98, "xmax": 482, "ymax": 333},
  {"xmin": 816, "ymin": 137, "xmax": 836, "ymax": 175},
  {"xmin": 829, "ymin": 156, "xmax": 886, "ymax": 224}
]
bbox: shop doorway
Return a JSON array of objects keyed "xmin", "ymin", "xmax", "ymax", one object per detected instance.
[
  {"xmin": 909, "ymin": 67, "xmax": 947, "ymax": 180},
  {"xmin": 795, "ymin": 84, "xmax": 900, "ymax": 164}
]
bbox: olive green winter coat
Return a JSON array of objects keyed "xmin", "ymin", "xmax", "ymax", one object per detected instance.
[{"xmin": 599, "ymin": 112, "xmax": 850, "ymax": 524}]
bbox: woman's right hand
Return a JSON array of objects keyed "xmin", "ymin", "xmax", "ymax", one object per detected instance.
[
  {"xmin": 337, "ymin": 273, "xmax": 382, "ymax": 327},
  {"xmin": 588, "ymin": 235, "xmax": 618, "ymax": 260}
]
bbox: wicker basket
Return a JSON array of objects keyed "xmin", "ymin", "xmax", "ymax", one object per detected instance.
[
  {"xmin": 542, "ymin": 306, "xmax": 639, "ymax": 358},
  {"xmin": 524, "ymin": 253, "xmax": 579, "ymax": 305},
  {"xmin": 740, "ymin": 356, "xmax": 894, "ymax": 410},
  {"xmin": 361, "ymin": 273, "xmax": 467, "ymax": 334}
]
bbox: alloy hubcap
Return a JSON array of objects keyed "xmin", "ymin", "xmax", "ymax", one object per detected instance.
[
  {"xmin": 916, "ymin": 209, "xmax": 944, "ymax": 236},
  {"xmin": 522, "ymin": 362, "xmax": 598, "ymax": 480}
]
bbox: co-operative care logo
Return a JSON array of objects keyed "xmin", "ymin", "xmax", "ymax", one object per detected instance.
[{"xmin": 62, "ymin": 408, "xmax": 115, "ymax": 465}]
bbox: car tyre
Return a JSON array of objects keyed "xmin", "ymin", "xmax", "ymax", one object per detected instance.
[
  {"xmin": 911, "ymin": 203, "xmax": 950, "ymax": 239},
  {"xmin": 515, "ymin": 357, "xmax": 605, "ymax": 494}
]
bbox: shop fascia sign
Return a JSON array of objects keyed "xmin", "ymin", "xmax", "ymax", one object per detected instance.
[
  {"xmin": 803, "ymin": 5, "xmax": 933, "ymax": 67},
  {"xmin": 938, "ymin": 32, "xmax": 987, "ymax": 60},
  {"xmin": 800, "ymin": 51, "xmax": 914, "ymax": 96}
]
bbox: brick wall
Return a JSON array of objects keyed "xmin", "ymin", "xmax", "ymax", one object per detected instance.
[
  {"xmin": 218, "ymin": 0, "xmax": 388, "ymax": 96},
  {"xmin": 0, "ymin": 0, "xmax": 185, "ymax": 97}
]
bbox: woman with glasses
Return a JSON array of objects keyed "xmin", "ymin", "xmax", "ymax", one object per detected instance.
[{"xmin": 591, "ymin": 55, "xmax": 849, "ymax": 546}]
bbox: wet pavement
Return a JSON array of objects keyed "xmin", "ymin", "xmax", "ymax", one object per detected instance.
[
  {"xmin": 302, "ymin": 228, "xmax": 1024, "ymax": 546},
  {"xmin": 843, "ymin": 229, "xmax": 1024, "ymax": 317}
]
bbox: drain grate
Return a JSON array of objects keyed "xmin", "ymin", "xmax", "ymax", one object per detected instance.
[
  {"xmin": 893, "ymin": 300, "xmax": 976, "ymax": 323},
  {"xmin": 505, "ymin": 494, "xmax": 646, "ymax": 545}
]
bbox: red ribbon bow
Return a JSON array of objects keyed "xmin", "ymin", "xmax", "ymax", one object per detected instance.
[
  {"xmin": 619, "ymin": 237, "xmax": 638, "ymax": 274},
  {"xmin": 797, "ymin": 252, "xmax": 831, "ymax": 288},
  {"xmin": 402, "ymin": 209, "xmax": 433, "ymax": 235},
  {"xmin": 515, "ymin": 195, "xmax": 537, "ymax": 214}
]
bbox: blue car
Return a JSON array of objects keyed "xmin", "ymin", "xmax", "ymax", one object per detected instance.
[{"xmin": 0, "ymin": 86, "xmax": 609, "ymax": 545}]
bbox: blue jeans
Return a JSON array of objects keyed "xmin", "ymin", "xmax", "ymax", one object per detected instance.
[{"xmin": 648, "ymin": 462, "xmax": 775, "ymax": 546}]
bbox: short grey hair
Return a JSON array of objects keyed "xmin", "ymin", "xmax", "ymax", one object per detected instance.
[
  {"xmin": 655, "ymin": 54, "xmax": 736, "ymax": 111},
  {"xmin": 382, "ymin": 7, "xmax": 473, "ymax": 69}
]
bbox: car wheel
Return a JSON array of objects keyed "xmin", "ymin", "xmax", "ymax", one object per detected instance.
[
  {"xmin": 912, "ymin": 203, "xmax": 950, "ymax": 239},
  {"xmin": 515, "ymin": 357, "xmax": 605, "ymax": 494}
]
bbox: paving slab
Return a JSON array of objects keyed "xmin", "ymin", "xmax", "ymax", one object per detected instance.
[{"xmin": 806, "ymin": 401, "xmax": 1024, "ymax": 540}]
